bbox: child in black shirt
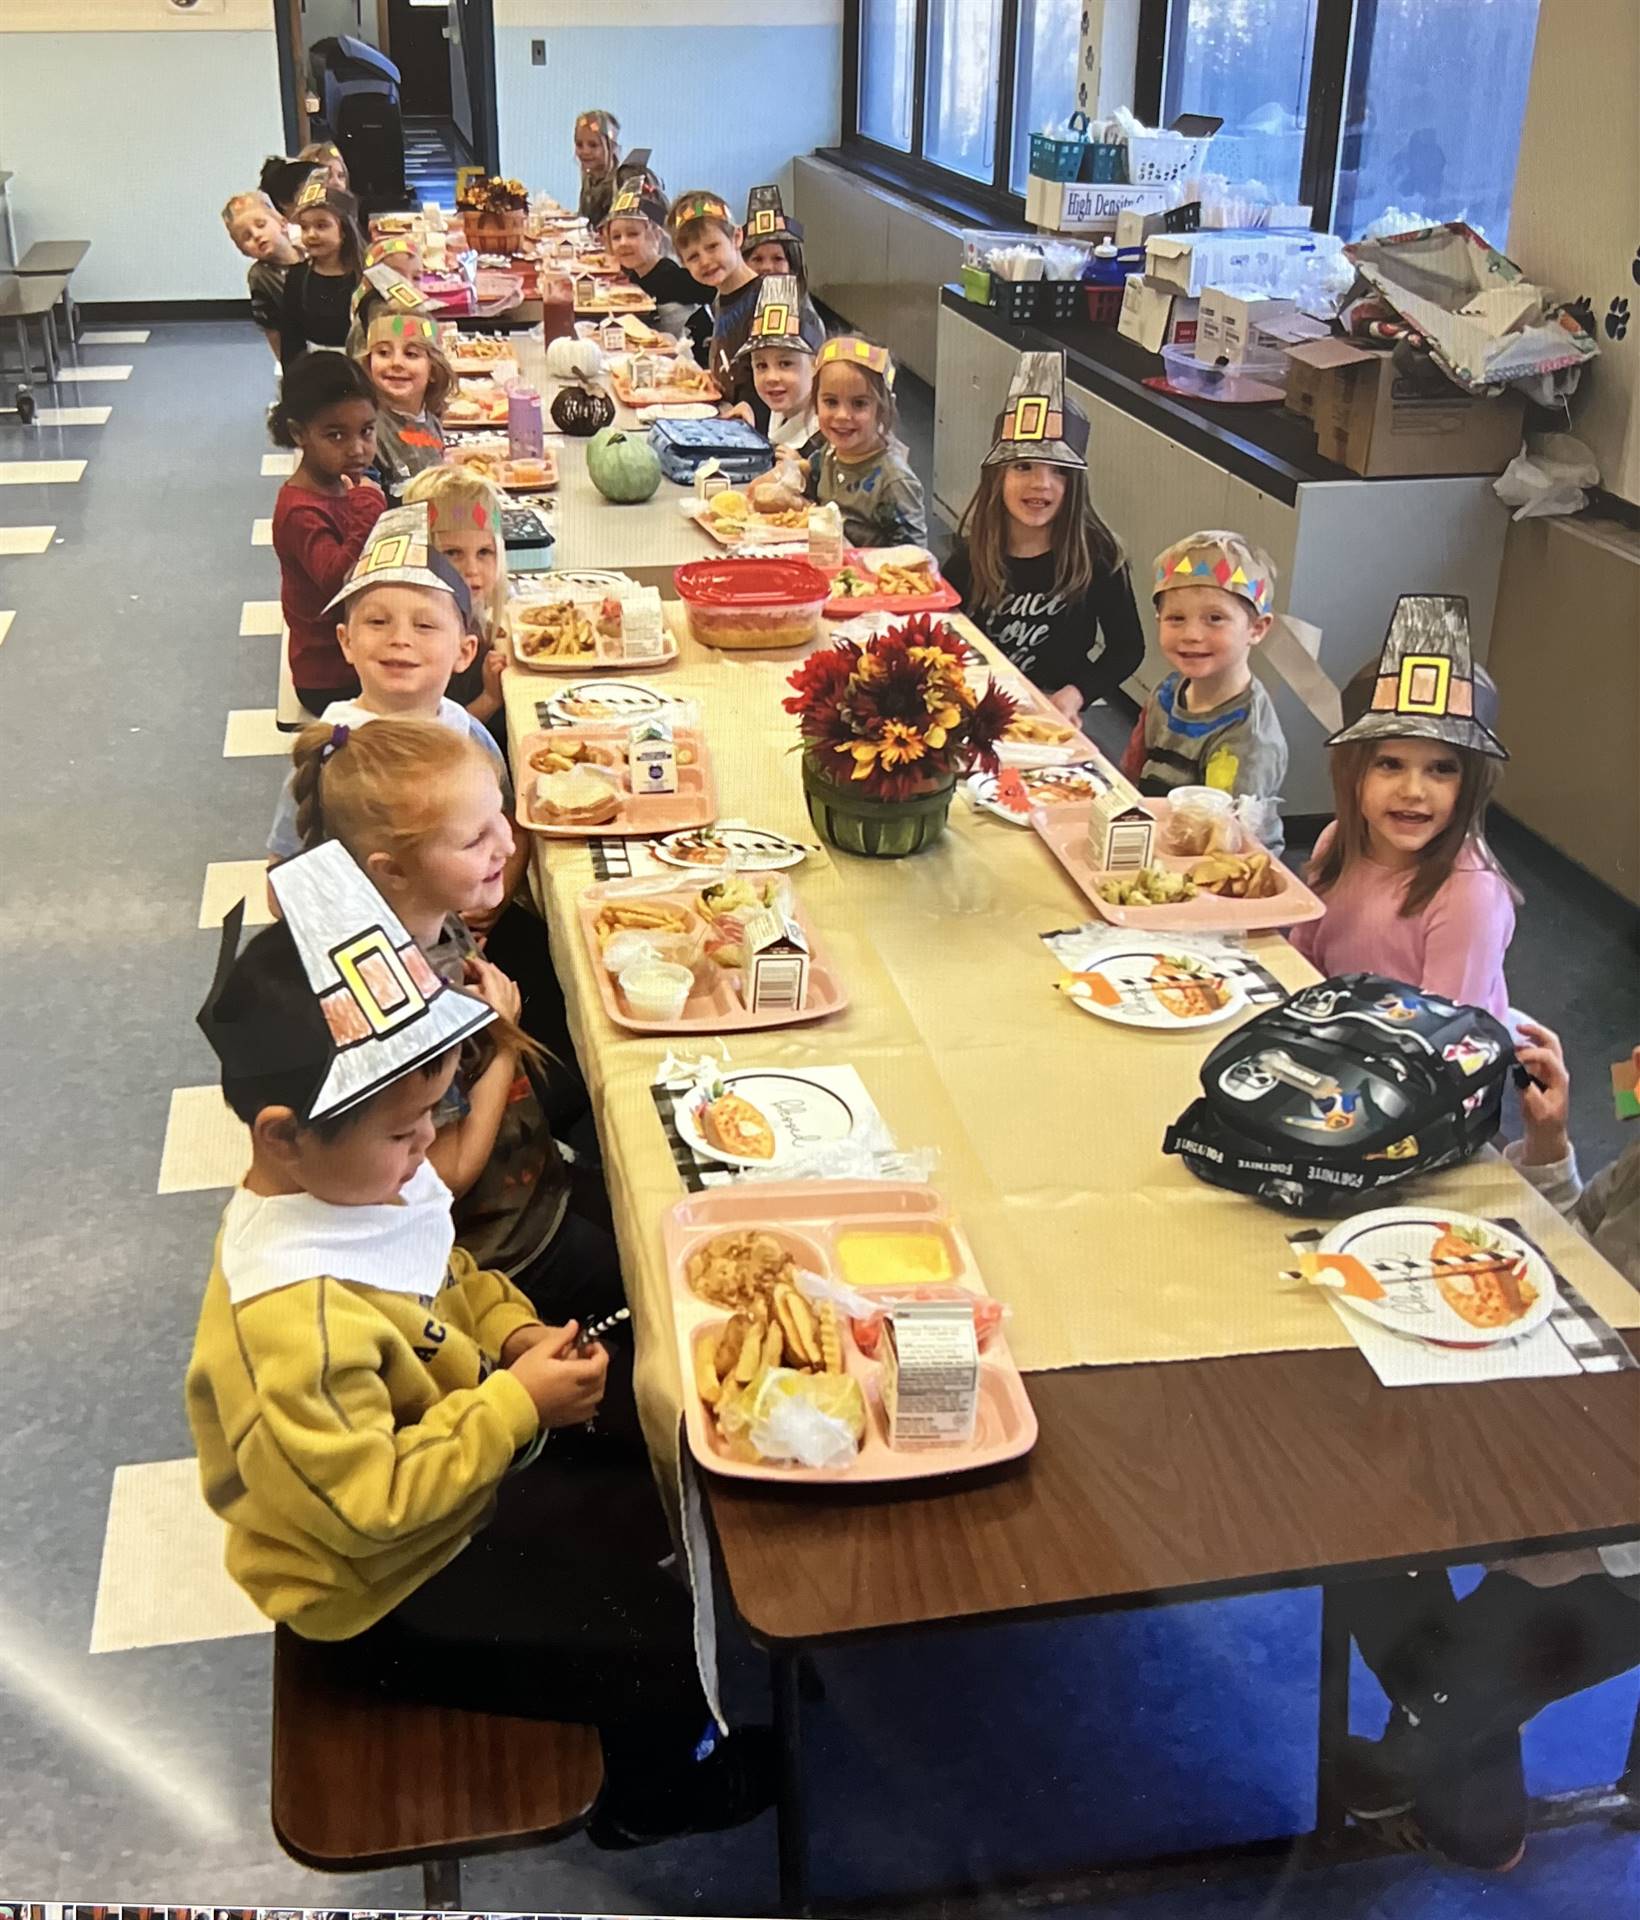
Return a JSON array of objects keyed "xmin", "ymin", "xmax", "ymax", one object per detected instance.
[
  {"xmin": 279, "ymin": 178, "xmax": 365, "ymax": 364},
  {"xmin": 603, "ymin": 179, "xmax": 714, "ymax": 360},
  {"xmin": 944, "ymin": 349, "xmax": 1142, "ymax": 721}
]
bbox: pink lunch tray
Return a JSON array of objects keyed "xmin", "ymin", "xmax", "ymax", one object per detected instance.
[
  {"xmin": 1033, "ymin": 798, "xmax": 1326, "ymax": 932},
  {"xmin": 822, "ymin": 548, "xmax": 962, "ymax": 618},
  {"xmin": 663, "ymin": 1180, "xmax": 1038, "ymax": 1486},
  {"xmin": 516, "ymin": 727, "xmax": 717, "ymax": 838},
  {"xmin": 577, "ymin": 880, "xmax": 849, "ymax": 1034},
  {"xmin": 993, "ymin": 671, "xmax": 1100, "ymax": 765}
]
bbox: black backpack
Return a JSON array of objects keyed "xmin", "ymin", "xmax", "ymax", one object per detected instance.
[{"xmin": 1162, "ymin": 973, "xmax": 1517, "ymax": 1213}]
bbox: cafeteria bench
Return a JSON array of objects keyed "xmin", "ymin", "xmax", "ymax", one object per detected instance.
[{"xmin": 270, "ymin": 1625, "xmax": 604, "ymax": 1904}]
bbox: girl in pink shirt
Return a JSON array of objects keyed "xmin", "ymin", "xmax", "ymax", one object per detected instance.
[{"xmin": 1291, "ymin": 595, "xmax": 1518, "ymax": 1020}]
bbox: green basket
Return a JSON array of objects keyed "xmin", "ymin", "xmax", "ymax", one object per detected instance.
[
  {"xmin": 802, "ymin": 757, "xmax": 956, "ymax": 859},
  {"xmin": 1028, "ymin": 112, "xmax": 1089, "ymax": 183}
]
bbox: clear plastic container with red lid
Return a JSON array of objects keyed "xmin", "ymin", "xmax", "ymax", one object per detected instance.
[{"xmin": 673, "ymin": 557, "xmax": 831, "ymax": 652}]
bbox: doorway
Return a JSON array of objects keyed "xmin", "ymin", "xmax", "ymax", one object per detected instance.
[{"xmin": 275, "ymin": 0, "xmax": 499, "ymax": 202}]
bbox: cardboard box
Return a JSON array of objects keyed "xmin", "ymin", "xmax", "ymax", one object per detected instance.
[
  {"xmin": 1196, "ymin": 290, "xmax": 1297, "ymax": 366},
  {"xmin": 1115, "ymin": 207, "xmax": 1169, "ymax": 249},
  {"xmin": 627, "ymin": 718, "xmax": 678, "ymax": 795},
  {"xmin": 1027, "ymin": 177, "xmax": 1171, "ymax": 235},
  {"xmin": 1117, "ymin": 274, "xmax": 1200, "ymax": 354},
  {"xmin": 879, "ymin": 1303, "xmax": 979, "ymax": 1448},
  {"xmin": 1144, "ymin": 228, "xmax": 1319, "ymax": 299},
  {"xmin": 1088, "ymin": 784, "xmax": 1156, "ymax": 870},
  {"xmin": 1287, "ymin": 339, "xmax": 1527, "ymax": 478}
]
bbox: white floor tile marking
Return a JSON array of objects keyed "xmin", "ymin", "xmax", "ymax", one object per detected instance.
[
  {"xmin": 157, "ymin": 1085, "xmax": 251, "ymax": 1195},
  {"xmin": 251, "ymin": 516, "xmax": 273, "ymax": 546},
  {"xmin": 239, "ymin": 598, "xmax": 284, "ymax": 636},
  {"xmin": 92, "ymin": 1459, "xmax": 270, "ymax": 1654},
  {"xmin": 79, "ymin": 329, "xmax": 150, "ymax": 345},
  {"xmin": 50, "ymin": 364, "xmax": 132, "ymax": 382},
  {"xmin": 261, "ymin": 451, "xmax": 297, "ymax": 477},
  {"xmin": 0, "ymin": 526, "xmax": 55, "ymax": 554},
  {"xmin": 31, "ymin": 405, "xmax": 112, "ymax": 427},
  {"xmin": 223, "ymin": 707, "xmax": 290, "ymax": 757},
  {"xmin": 0, "ymin": 459, "xmax": 86, "ymax": 485},
  {"xmin": 0, "ymin": 612, "xmax": 12, "ymax": 647},
  {"xmin": 199, "ymin": 860, "xmax": 275, "ymax": 931}
]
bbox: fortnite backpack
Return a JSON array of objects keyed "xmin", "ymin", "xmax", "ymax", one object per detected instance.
[{"xmin": 1162, "ymin": 973, "xmax": 1516, "ymax": 1213}]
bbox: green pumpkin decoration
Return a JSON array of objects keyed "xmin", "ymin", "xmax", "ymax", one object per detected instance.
[
  {"xmin": 586, "ymin": 426, "xmax": 662, "ymax": 505},
  {"xmin": 550, "ymin": 381, "xmax": 615, "ymax": 437}
]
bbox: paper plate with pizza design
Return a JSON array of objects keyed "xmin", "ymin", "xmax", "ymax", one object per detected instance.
[
  {"xmin": 674, "ymin": 1070, "xmax": 858, "ymax": 1169},
  {"xmin": 1311, "ymin": 1208, "xmax": 1556, "ymax": 1347},
  {"xmin": 1057, "ymin": 943, "xmax": 1247, "ymax": 1031}
]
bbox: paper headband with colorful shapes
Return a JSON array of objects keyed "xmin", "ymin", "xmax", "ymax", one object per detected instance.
[
  {"xmin": 1151, "ymin": 533, "xmax": 1276, "ymax": 618},
  {"xmin": 816, "ymin": 335, "xmax": 895, "ymax": 386},
  {"xmin": 364, "ymin": 235, "xmax": 419, "ymax": 270},
  {"xmin": 364, "ymin": 308, "xmax": 440, "ymax": 349},
  {"xmin": 669, "ymin": 192, "xmax": 732, "ymax": 230}
]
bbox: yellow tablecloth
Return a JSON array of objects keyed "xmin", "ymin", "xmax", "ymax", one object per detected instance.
[{"xmin": 506, "ymin": 609, "xmax": 1640, "ymax": 1483}]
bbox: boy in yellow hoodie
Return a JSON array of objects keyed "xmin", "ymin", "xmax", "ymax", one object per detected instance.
[{"xmin": 186, "ymin": 841, "xmax": 771, "ymax": 1847}]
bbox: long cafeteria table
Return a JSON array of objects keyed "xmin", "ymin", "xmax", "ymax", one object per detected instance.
[{"xmin": 501, "ymin": 430, "xmax": 1640, "ymax": 1918}]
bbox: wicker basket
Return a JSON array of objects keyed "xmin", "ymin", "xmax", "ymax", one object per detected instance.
[{"xmin": 1123, "ymin": 132, "xmax": 1213, "ymax": 185}]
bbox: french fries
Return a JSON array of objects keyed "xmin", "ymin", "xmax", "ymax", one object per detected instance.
[{"xmin": 1190, "ymin": 851, "xmax": 1279, "ymax": 899}]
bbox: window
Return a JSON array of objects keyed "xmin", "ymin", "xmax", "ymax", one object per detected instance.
[
  {"xmin": 859, "ymin": 0, "xmax": 917, "ymax": 152},
  {"xmin": 924, "ymin": 0, "xmax": 1007, "ymax": 181},
  {"xmin": 1010, "ymin": 0, "xmax": 1084, "ymax": 192},
  {"xmin": 846, "ymin": 0, "xmax": 1543, "ymax": 238},
  {"xmin": 1162, "ymin": 0, "xmax": 1318, "ymax": 206},
  {"xmin": 1333, "ymin": 0, "xmax": 1542, "ymax": 244}
]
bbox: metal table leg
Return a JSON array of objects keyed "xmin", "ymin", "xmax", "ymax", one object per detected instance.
[
  {"xmin": 41, "ymin": 309, "xmax": 62, "ymax": 385},
  {"xmin": 773, "ymin": 1648, "xmax": 811, "ymax": 1915},
  {"xmin": 1313, "ymin": 1583, "xmax": 1353, "ymax": 1846}
]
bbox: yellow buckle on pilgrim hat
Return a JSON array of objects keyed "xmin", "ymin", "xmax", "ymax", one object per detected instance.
[
  {"xmin": 1006, "ymin": 395, "xmax": 1050, "ymax": 440},
  {"xmin": 1396, "ymin": 653, "xmax": 1453, "ymax": 715},
  {"xmin": 295, "ymin": 173, "xmax": 329, "ymax": 211},
  {"xmin": 751, "ymin": 209, "xmax": 777, "ymax": 235},
  {"xmin": 754, "ymin": 302, "xmax": 792, "ymax": 338},
  {"xmin": 358, "ymin": 533, "xmax": 413, "ymax": 573},
  {"xmin": 334, "ymin": 928, "xmax": 427, "ymax": 1037}
]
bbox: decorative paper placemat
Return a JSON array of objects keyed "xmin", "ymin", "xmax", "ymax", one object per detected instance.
[{"xmin": 1286, "ymin": 1217, "xmax": 1638, "ymax": 1388}]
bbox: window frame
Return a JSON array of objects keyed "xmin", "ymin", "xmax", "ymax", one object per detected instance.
[{"xmin": 838, "ymin": 0, "xmax": 1373, "ymax": 235}]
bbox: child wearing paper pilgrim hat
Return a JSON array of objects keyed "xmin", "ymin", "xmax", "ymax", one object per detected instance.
[
  {"xmin": 734, "ymin": 273, "xmax": 825, "ymax": 457},
  {"xmin": 603, "ymin": 177, "xmax": 714, "ymax": 356},
  {"xmin": 1292, "ymin": 595, "xmax": 1518, "ymax": 1019},
  {"xmin": 946, "ymin": 350, "xmax": 1143, "ymax": 723},
  {"xmin": 740, "ymin": 184, "xmax": 807, "ymax": 286},
  {"xmin": 277, "ymin": 173, "xmax": 366, "ymax": 363},
  {"xmin": 352, "ymin": 308, "xmax": 453, "ymax": 502},
  {"xmin": 187, "ymin": 841, "xmax": 775, "ymax": 1849},
  {"xmin": 802, "ymin": 334, "xmax": 928, "ymax": 549},
  {"xmin": 1120, "ymin": 529, "xmax": 1290, "ymax": 849},
  {"xmin": 668, "ymin": 189, "xmax": 795, "ymax": 427}
]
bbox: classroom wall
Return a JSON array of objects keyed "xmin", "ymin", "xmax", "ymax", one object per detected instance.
[
  {"xmin": 0, "ymin": 0, "xmax": 285, "ymax": 303},
  {"xmin": 492, "ymin": 0, "xmax": 843, "ymax": 216},
  {"xmin": 1509, "ymin": 0, "xmax": 1638, "ymax": 506}
]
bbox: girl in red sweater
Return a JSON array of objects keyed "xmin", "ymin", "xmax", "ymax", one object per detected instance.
[{"xmin": 270, "ymin": 352, "xmax": 384, "ymax": 713}]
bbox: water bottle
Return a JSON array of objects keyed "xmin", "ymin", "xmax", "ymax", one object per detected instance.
[
  {"xmin": 1085, "ymin": 239, "xmax": 1127, "ymax": 326},
  {"xmin": 508, "ymin": 386, "xmax": 545, "ymax": 460}
]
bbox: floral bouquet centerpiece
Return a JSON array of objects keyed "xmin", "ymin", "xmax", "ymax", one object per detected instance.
[
  {"xmin": 457, "ymin": 176, "xmax": 531, "ymax": 254},
  {"xmin": 785, "ymin": 615, "xmax": 1017, "ymax": 857}
]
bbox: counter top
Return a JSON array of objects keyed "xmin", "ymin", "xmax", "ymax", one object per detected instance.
[{"xmin": 942, "ymin": 285, "xmax": 1356, "ymax": 505}]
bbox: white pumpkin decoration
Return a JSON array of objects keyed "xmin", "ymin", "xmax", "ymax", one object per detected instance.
[{"xmin": 544, "ymin": 336, "xmax": 604, "ymax": 382}]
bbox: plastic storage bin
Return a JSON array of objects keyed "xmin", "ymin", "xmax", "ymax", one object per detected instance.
[
  {"xmin": 673, "ymin": 557, "xmax": 831, "ymax": 652},
  {"xmin": 1029, "ymin": 112, "xmax": 1089, "ymax": 182},
  {"xmin": 1160, "ymin": 342, "xmax": 1287, "ymax": 400},
  {"xmin": 1124, "ymin": 131, "xmax": 1214, "ymax": 185},
  {"xmin": 1039, "ymin": 279, "xmax": 1084, "ymax": 323},
  {"xmin": 1080, "ymin": 141, "xmax": 1127, "ymax": 184},
  {"xmin": 989, "ymin": 278, "xmax": 1044, "ymax": 325}
]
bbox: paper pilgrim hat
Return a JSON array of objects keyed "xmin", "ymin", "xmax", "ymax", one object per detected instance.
[
  {"xmin": 607, "ymin": 179, "xmax": 670, "ymax": 229},
  {"xmin": 322, "ymin": 504, "xmax": 474, "ymax": 620},
  {"xmin": 198, "ymin": 840, "xmax": 494, "ymax": 1123},
  {"xmin": 735, "ymin": 275, "xmax": 825, "ymax": 359},
  {"xmin": 1327, "ymin": 594, "xmax": 1507, "ymax": 759},
  {"xmin": 982, "ymin": 350, "xmax": 1089, "ymax": 469},
  {"xmin": 743, "ymin": 185, "xmax": 803, "ymax": 245}
]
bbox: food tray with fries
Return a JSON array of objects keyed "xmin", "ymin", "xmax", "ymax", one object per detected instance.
[
  {"xmin": 577, "ymin": 878, "xmax": 848, "ymax": 1033},
  {"xmin": 517, "ymin": 727, "xmax": 716, "ymax": 837},
  {"xmin": 510, "ymin": 589, "xmax": 678, "ymax": 672},
  {"xmin": 664, "ymin": 1181, "xmax": 1039, "ymax": 1484},
  {"xmin": 609, "ymin": 361, "xmax": 719, "ymax": 410},
  {"xmin": 447, "ymin": 441, "xmax": 558, "ymax": 491},
  {"xmin": 683, "ymin": 495, "xmax": 813, "ymax": 550},
  {"xmin": 446, "ymin": 333, "xmax": 521, "ymax": 377},
  {"xmin": 824, "ymin": 546, "xmax": 961, "ymax": 617},
  {"xmin": 1034, "ymin": 799, "xmax": 1326, "ymax": 931},
  {"xmin": 575, "ymin": 317, "xmax": 680, "ymax": 355},
  {"xmin": 443, "ymin": 382, "xmax": 512, "ymax": 429}
]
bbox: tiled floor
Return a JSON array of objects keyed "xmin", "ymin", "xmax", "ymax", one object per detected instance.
[{"xmin": 0, "ymin": 322, "xmax": 1634, "ymax": 1917}]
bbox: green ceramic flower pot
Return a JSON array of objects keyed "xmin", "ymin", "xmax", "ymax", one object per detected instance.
[{"xmin": 801, "ymin": 754, "xmax": 956, "ymax": 858}]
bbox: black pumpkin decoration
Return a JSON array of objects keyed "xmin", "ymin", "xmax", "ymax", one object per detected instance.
[{"xmin": 551, "ymin": 381, "xmax": 616, "ymax": 437}]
